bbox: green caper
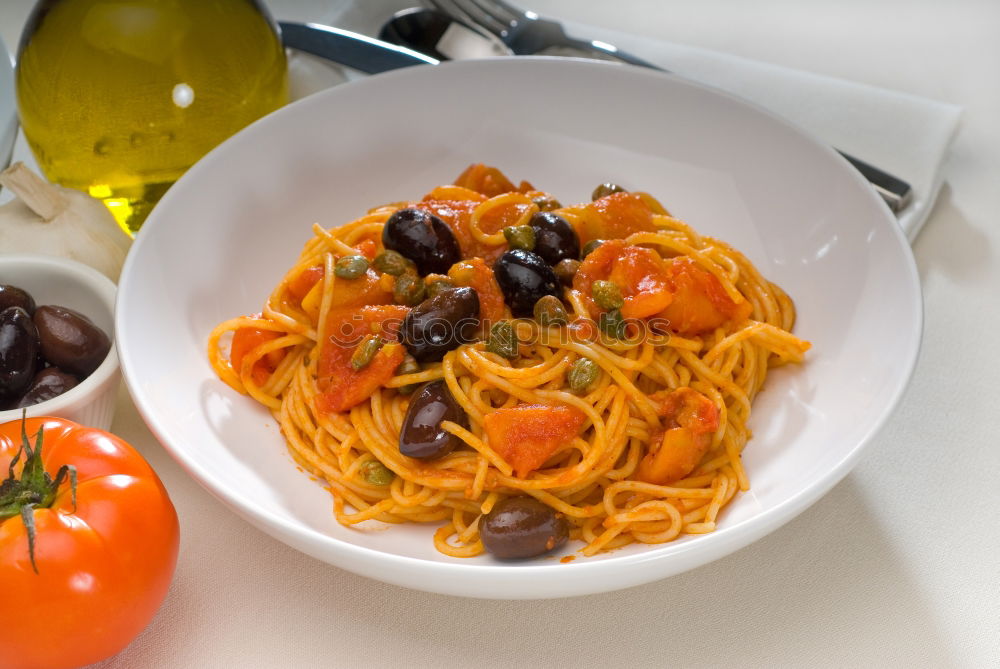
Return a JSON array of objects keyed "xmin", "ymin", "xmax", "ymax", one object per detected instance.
[
  {"xmin": 592, "ymin": 280, "xmax": 624, "ymax": 310},
  {"xmin": 553, "ymin": 258, "xmax": 580, "ymax": 286},
  {"xmin": 598, "ymin": 309, "xmax": 627, "ymax": 339},
  {"xmin": 503, "ymin": 225, "xmax": 536, "ymax": 251},
  {"xmin": 334, "ymin": 255, "xmax": 369, "ymax": 279},
  {"xmin": 532, "ymin": 194, "xmax": 562, "ymax": 212},
  {"xmin": 567, "ymin": 358, "xmax": 600, "ymax": 393},
  {"xmin": 350, "ymin": 335, "xmax": 383, "ymax": 370},
  {"xmin": 485, "ymin": 320, "xmax": 518, "ymax": 359},
  {"xmin": 581, "ymin": 239, "xmax": 605, "ymax": 258},
  {"xmin": 360, "ymin": 460, "xmax": 396, "ymax": 486},
  {"xmin": 393, "ymin": 273, "xmax": 426, "ymax": 306},
  {"xmin": 426, "ymin": 279, "xmax": 456, "ymax": 299},
  {"xmin": 533, "ymin": 295, "xmax": 568, "ymax": 326},
  {"xmin": 396, "ymin": 354, "xmax": 420, "ymax": 394},
  {"xmin": 591, "ymin": 183, "xmax": 628, "ymax": 200},
  {"xmin": 374, "ymin": 250, "xmax": 413, "ymax": 276}
]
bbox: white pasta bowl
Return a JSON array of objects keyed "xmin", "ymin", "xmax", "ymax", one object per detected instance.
[
  {"xmin": 0, "ymin": 254, "xmax": 120, "ymax": 430},
  {"xmin": 116, "ymin": 58, "xmax": 921, "ymax": 599}
]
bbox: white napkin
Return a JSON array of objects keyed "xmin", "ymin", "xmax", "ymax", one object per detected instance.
[
  {"xmin": 557, "ymin": 21, "xmax": 962, "ymax": 242},
  {"xmin": 289, "ymin": 1, "xmax": 962, "ymax": 243}
]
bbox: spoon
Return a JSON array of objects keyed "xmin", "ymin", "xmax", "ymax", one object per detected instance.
[{"xmin": 378, "ymin": 7, "xmax": 511, "ymax": 61}]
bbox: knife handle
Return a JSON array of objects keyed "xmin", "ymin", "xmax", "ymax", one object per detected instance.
[{"xmin": 838, "ymin": 151, "xmax": 913, "ymax": 212}]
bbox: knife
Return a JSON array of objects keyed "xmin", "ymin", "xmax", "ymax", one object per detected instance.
[{"xmin": 278, "ymin": 22, "xmax": 438, "ymax": 74}]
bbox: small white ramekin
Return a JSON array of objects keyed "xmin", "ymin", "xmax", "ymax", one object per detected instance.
[{"xmin": 0, "ymin": 254, "xmax": 120, "ymax": 430}]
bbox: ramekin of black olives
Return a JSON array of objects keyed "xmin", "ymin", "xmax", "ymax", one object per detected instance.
[{"xmin": 0, "ymin": 255, "xmax": 119, "ymax": 430}]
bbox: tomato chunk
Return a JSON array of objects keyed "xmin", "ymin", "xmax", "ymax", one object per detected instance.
[
  {"xmin": 417, "ymin": 199, "xmax": 482, "ymax": 259},
  {"xmin": 338, "ymin": 270, "xmax": 395, "ymax": 309},
  {"xmin": 231, "ymin": 320, "xmax": 285, "ymax": 385},
  {"xmin": 657, "ymin": 257, "xmax": 752, "ymax": 336},
  {"xmin": 422, "ymin": 185, "xmax": 487, "ymax": 203},
  {"xmin": 287, "ymin": 265, "xmax": 324, "ymax": 302},
  {"xmin": 574, "ymin": 243, "xmax": 752, "ymax": 335},
  {"xmin": 315, "ymin": 305, "xmax": 410, "ymax": 414},
  {"xmin": 453, "ymin": 163, "xmax": 533, "ymax": 197},
  {"xmin": 448, "ymin": 257, "xmax": 506, "ymax": 325},
  {"xmin": 476, "ymin": 196, "xmax": 534, "ymax": 236},
  {"xmin": 418, "ymin": 198, "xmax": 518, "ymax": 264},
  {"xmin": 577, "ymin": 192, "xmax": 657, "ymax": 243},
  {"xmin": 635, "ymin": 387, "xmax": 720, "ymax": 485},
  {"xmin": 355, "ymin": 239, "xmax": 378, "ymax": 260},
  {"xmin": 573, "ymin": 240, "xmax": 673, "ymax": 320},
  {"xmin": 483, "ymin": 404, "xmax": 586, "ymax": 478}
]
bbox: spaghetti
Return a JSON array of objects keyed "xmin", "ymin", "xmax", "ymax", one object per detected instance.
[{"xmin": 208, "ymin": 164, "xmax": 810, "ymax": 559}]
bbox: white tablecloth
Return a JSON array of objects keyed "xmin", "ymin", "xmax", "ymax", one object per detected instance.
[{"xmin": 2, "ymin": 1, "xmax": 998, "ymax": 667}]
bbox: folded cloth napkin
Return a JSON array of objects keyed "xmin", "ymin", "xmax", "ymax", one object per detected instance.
[
  {"xmin": 292, "ymin": 2, "xmax": 962, "ymax": 243},
  {"xmin": 557, "ymin": 21, "xmax": 963, "ymax": 242}
]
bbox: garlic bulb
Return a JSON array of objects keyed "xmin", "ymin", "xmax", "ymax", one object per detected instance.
[{"xmin": 0, "ymin": 162, "xmax": 131, "ymax": 281}]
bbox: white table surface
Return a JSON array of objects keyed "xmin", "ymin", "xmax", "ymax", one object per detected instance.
[{"xmin": 3, "ymin": 1, "xmax": 999, "ymax": 667}]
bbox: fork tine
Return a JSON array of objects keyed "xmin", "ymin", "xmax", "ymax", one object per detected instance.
[
  {"xmin": 468, "ymin": 0, "xmax": 520, "ymax": 27},
  {"xmin": 425, "ymin": 0, "xmax": 481, "ymax": 30},
  {"xmin": 475, "ymin": 0, "xmax": 529, "ymax": 22},
  {"xmin": 433, "ymin": 0, "xmax": 511, "ymax": 36}
]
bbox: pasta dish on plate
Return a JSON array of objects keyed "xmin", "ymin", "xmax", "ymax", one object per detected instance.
[{"xmin": 208, "ymin": 164, "xmax": 810, "ymax": 560}]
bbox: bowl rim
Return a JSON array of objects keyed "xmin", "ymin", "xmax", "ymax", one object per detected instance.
[
  {"xmin": 0, "ymin": 254, "xmax": 119, "ymax": 422},
  {"xmin": 115, "ymin": 57, "xmax": 923, "ymax": 597}
]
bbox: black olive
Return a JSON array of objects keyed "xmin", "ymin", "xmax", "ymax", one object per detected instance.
[
  {"xmin": 14, "ymin": 367, "xmax": 79, "ymax": 408},
  {"xmin": 493, "ymin": 250, "xmax": 561, "ymax": 318},
  {"xmin": 33, "ymin": 305, "xmax": 111, "ymax": 378},
  {"xmin": 400, "ymin": 287, "xmax": 479, "ymax": 362},
  {"xmin": 0, "ymin": 306, "xmax": 41, "ymax": 402},
  {"xmin": 399, "ymin": 380, "xmax": 467, "ymax": 459},
  {"xmin": 529, "ymin": 212, "xmax": 579, "ymax": 266},
  {"xmin": 480, "ymin": 496, "xmax": 569, "ymax": 559},
  {"xmin": 382, "ymin": 208, "xmax": 461, "ymax": 276},
  {"xmin": 0, "ymin": 285, "xmax": 36, "ymax": 315}
]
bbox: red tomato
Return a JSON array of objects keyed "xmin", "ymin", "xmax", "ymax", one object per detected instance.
[{"xmin": 0, "ymin": 417, "xmax": 179, "ymax": 669}]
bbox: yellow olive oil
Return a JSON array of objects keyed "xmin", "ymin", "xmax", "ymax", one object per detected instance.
[{"xmin": 16, "ymin": 0, "xmax": 288, "ymax": 233}]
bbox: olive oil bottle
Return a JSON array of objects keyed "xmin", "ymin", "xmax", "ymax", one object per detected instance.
[{"xmin": 16, "ymin": 0, "xmax": 288, "ymax": 233}]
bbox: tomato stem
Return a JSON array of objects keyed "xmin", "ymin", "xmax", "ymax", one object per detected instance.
[
  {"xmin": 0, "ymin": 413, "xmax": 78, "ymax": 573},
  {"xmin": 19, "ymin": 504, "xmax": 38, "ymax": 574}
]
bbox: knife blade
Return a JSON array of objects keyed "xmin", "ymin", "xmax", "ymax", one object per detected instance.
[{"xmin": 278, "ymin": 21, "xmax": 439, "ymax": 74}]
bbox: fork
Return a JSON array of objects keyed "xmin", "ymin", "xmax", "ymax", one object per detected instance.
[
  {"xmin": 426, "ymin": 0, "xmax": 660, "ymax": 68},
  {"xmin": 426, "ymin": 0, "xmax": 914, "ymax": 213}
]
